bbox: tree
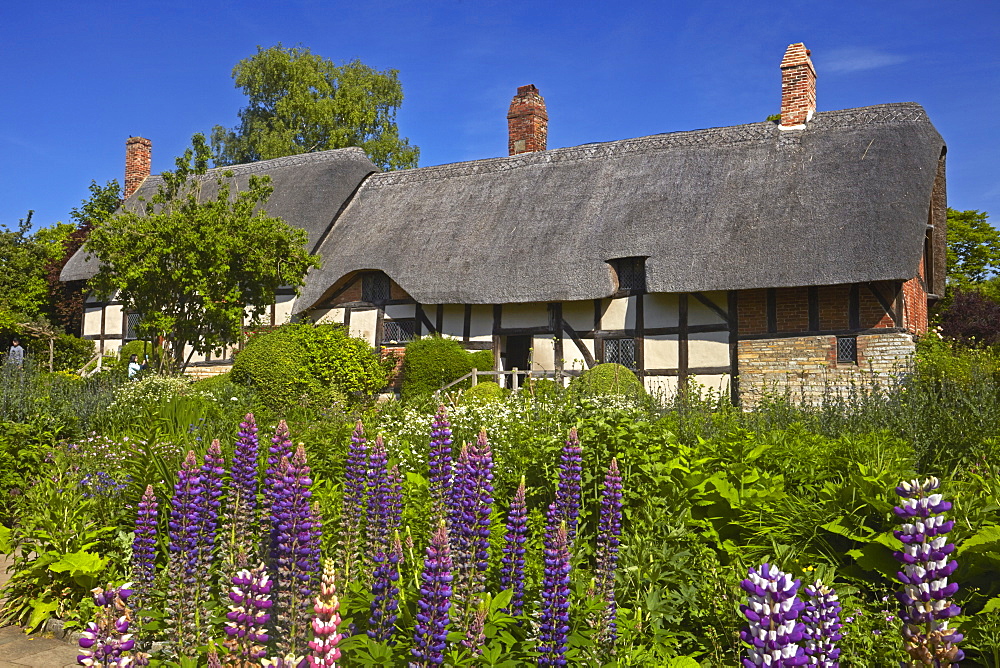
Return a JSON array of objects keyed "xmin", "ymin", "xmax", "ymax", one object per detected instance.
[
  {"xmin": 210, "ymin": 44, "xmax": 419, "ymax": 171},
  {"xmin": 85, "ymin": 134, "xmax": 321, "ymax": 370},
  {"xmin": 44, "ymin": 180, "xmax": 122, "ymax": 334},
  {"xmin": 946, "ymin": 208, "xmax": 1000, "ymax": 290},
  {"xmin": 0, "ymin": 211, "xmax": 75, "ymax": 328}
]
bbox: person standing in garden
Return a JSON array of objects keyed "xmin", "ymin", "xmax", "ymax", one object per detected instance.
[
  {"xmin": 127, "ymin": 353, "xmax": 142, "ymax": 379},
  {"xmin": 6, "ymin": 338, "xmax": 24, "ymax": 368}
]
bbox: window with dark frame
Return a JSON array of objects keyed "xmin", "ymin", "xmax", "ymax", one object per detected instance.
[
  {"xmin": 609, "ymin": 257, "xmax": 647, "ymax": 293},
  {"xmin": 383, "ymin": 319, "xmax": 416, "ymax": 344},
  {"xmin": 836, "ymin": 336, "xmax": 858, "ymax": 364},
  {"xmin": 124, "ymin": 312, "xmax": 142, "ymax": 342},
  {"xmin": 362, "ymin": 272, "xmax": 391, "ymax": 303},
  {"xmin": 603, "ymin": 338, "xmax": 637, "ymax": 371}
]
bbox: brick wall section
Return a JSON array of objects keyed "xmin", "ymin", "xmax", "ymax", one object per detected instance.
[
  {"xmin": 859, "ymin": 287, "xmax": 895, "ymax": 329},
  {"xmin": 902, "ymin": 256, "xmax": 929, "ymax": 334},
  {"xmin": 738, "ymin": 332, "xmax": 915, "ymax": 405},
  {"xmin": 775, "ymin": 287, "xmax": 809, "ymax": 332},
  {"xmin": 507, "ymin": 85, "xmax": 548, "ymax": 155},
  {"xmin": 124, "ymin": 137, "xmax": 152, "ymax": 200},
  {"xmin": 382, "ymin": 347, "xmax": 406, "ymax": 391},
  {"xmin": 818, "ymin": 285, "xmax": 850, "ymax": 330},
  {"xmin": 779, "ymin": 43, "xmax": 816, "ymax": 127},
  {"xmin": 738, "ymin": 289, "xmax": 768, "ymax": 335}
]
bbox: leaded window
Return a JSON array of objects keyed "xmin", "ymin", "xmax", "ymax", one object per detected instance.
[
  {"xmin": 383, "ymin": 319, "xmax": 416, "ymax": 344},
  {"xmin": 609, "ymin": 257, "xmax": 647, "ymax": 293},
  {"xmin": 604, "ymin": 338, "xmax": 637, "ymax": 371},
  {"xmin": 125, "ymin": 312, "xmax": 142, "ymax": 342},
  {"xmin": 837, "ymin": 336, "xmax": 857, "ymax": 364},
  {"xmin": 362, "ymin": 272, "xmax": 391, "ymax": 303}
]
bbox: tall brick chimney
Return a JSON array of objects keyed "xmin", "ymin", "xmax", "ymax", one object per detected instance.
[
  {"xmin": 507, "ymin": 85, "xmax": 548, "ymax": 155},
  {"xmin": 124, "ymin": 136, "xmax": 152, "ymax": 199},
  {"xmin": 779, "ymin": 43, "xmax": 816, "ymax": 129}
]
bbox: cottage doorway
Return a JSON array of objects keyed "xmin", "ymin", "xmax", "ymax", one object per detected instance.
[{"xmin": 504, "ymin": 335, "xmax": 531, "ymax": 388}]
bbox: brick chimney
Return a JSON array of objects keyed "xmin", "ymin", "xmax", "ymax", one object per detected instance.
[
  {"xmin": 779, "ymin": 43, "xmax": 816, "ymax": 129},
  {"xmin": 124, "ymin": 136, "xmax": 152, "ymax": 199},
  {"xmin": 507, "ymin": 85, "xmax": 548, "ymax": 155}
]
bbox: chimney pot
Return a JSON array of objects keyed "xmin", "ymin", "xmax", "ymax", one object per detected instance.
[
  {"xmin": 507, "ymin": 85, "xmax": 548, "ymax": 155},
  {"xmin": 779, "ymin": 43, "xmax": 817, "ymax": 129},
  {"xmin": 124, "ymin": 136, "xmax": 152, "ymax": 199}
]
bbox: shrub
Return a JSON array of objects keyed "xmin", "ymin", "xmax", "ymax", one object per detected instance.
[
  {"xmin": 460, "ymin": 380, "xmax": 505, "ymax": 405},
  {"xmin": 231, "ymin": 323, "xmax": 387, "ymax": 410},
  {"xmin": 938, "ymin": 289, "xmax": 1000, "ymax": 346},
  {"xmin": 192, "ymin": 371, "xmax": 234, "ymax": 394},
  {"xmin": 571, "ymin": 363, "xmax": 645, "ymax": 398},
  {"xmin": 53, "ymin": 333, "xmax": 95, "ymax": 372},
  {"xmin": 116, "ymin": 340, "xmax": 161, "ymax": 371},
  {"xmin": 400, "ymin": 336, "xmax": 492, "ymax": 400}
]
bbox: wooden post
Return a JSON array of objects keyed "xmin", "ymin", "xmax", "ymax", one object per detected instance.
[
  {"xmin": 512, "ymin": 367, "xmax": 519, "ymax": 391},
  {"xmin": 48, "ymin": 338, "xmax": 54, "ymax": 373},
  {"xmin": 471, "ymin": 368, "xmax": 478, "ymax": 387}
]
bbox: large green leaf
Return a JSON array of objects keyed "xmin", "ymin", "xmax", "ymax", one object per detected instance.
[
  {"xmin": 0, "ymin": 523, "xmax": 11, "ymax": 554},
  {"xmin": 26, "ymin": 598, "xmax": 59, "ymax": 633},
  {"xmin": 959, "ymin": 524, "xmax": 1000, "ymax": 554},
  {"xmin": 48, "ymin": 550, "xmax": 107, "ymax": 578}
]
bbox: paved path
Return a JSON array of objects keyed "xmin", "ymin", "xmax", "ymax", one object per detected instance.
[{"xmin": 0, "ymin": 555, "xmax": 80, "ymax": 667}]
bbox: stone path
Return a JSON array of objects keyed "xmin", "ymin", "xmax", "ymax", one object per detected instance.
[{"xmin": 0, "ymin": 555, "xmax": 80, "ymax": 667}]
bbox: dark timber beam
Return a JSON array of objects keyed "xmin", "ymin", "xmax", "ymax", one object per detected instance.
[
  {"xmin": 561, "ymin": 319, "xmax": 596, "ymax": 368},
  {"xmin": 691, "ymin": 292, "xmax": 730, "ymax": 324}
]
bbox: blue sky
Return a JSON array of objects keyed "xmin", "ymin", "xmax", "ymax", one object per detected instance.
[{"xmin": 2, "ymin": 1, "xmax": 998, "ymax": 230}]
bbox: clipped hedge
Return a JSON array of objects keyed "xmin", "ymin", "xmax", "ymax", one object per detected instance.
[
  {"xmin": 400, "ymin": 336, "xmax": 494, "ymax": 400},
  {"xmin": 460, "ymin": 380, "xmax": 505, "ymax": 405},
  {"xmin": 230, "ymin": 323, "xmax": 388, "ymax": 410},
  {"xmin": 571, "ymin": 362, "xmax": 645, "ymax": 398}
]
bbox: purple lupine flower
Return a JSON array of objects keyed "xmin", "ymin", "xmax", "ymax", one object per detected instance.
[
  {"xmin": 308, "ymin": 559, "xmax": 343, "ymax": 667},
  {"xmin": 412, "ymin": 523, "xmax": 452, "ymax": 667},
  {"xmin": 538, "ymin": 510, "xmax": 571, "ymax": 668},
  {"xmin": 428, "ymin": 406, "xmax": 453, "ymax": 524},
  {"xmin": 388, "ymin": 464, "xmax": 404, "ymax": 536},
  {"xmin": 223, "ymin": 564, "xmax": 273, "ymax": 663},
  {"xmin": 893, "ymin": 477, "xmax": 964, "ymax": 665},
  {"xmin": 77, "ymin": 586, "xmax": 149, "ymax": 667},
  {"xmin": 555, "ymin": 428, "xmax": 582, "ymax": 545},
  {"xmin": 131, "ymin": 485, "xmax": 158, "ymax": 606},
  {"xmin": 449, "ymin": 443, "xmax": 473, "ymax": 573},
  {"xmin": 206, "ymin": 649, "xmax": 222, "ymax": 668},
  {"xmin": 272, "ymin": 445, "xmax": 321, "ymax": 655},
  {"xmin": 230, "ymin": 413, "xmax": 260, "ymax": 565},
  {"xmin": 468, "ymin": 430, "xmax": 494, "ymax": 594},
  {"xmin": 340, "ymin": 421, "xmax": 368, "ymax": 580},
  {"xmin": 500, "ymin": 476, "xmax": 528, "ymax": 617},
  {"xmin": 199, "ymin": 439, "xmax": 225, "ymax": 561},
  {"xmin": 368, "ymin": 532, "xmax": 403, "ymax": 643},
  {"xmin": 367, "ymin": 436, "xmax": 392, "ymax": 557},
  {"xmin": 594, "ymin": 458, "xmax": 623, "ymax": 654},
  {"xmin": 166, "ymin": 450, "xmax": 205, "ymax": 655},
  {"xmin": 265, "ymin": 420, "xmax": 293, "ymax": 516},
  {"xmin": 739, "ymin": 563, "xmax": 807, "ymax": 667},
  {"xmin": 801, "ymin": 579, "xmax": 842, "ymax": 666}
]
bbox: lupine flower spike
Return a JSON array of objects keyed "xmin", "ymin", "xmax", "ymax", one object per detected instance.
[
  {"xmin": 229, "ymin": 413, "xmax": 260, "ymax": 566},
  {"xmin": 893, "ymin": 477, "xmax": 964, "ymax": 666},
  {"xmin": 368, "ymin": 532, "xmax": 403, "ymax": 643},
  {"xmin": 555, "ymin": 428, "xmax": 582, "ymax": 545},
  {"xmin": 801, "ymin": 580, "xmax": 842, "ymax": 667},
  {"xmin": 77, "ymin": 586, "xmax": 149, "ymax": 667},
  {"xmin": 309, "ymin": 559, "xmax": 343, "ymax": 667},
  {"xmin": 366, "ymin": 436, "xmax": 392, "ymax": 557},
  {"xmin": 594, "ymin": 458, "xmax": 623, "ymax": 655},
  {"xmin": 538, "ymin": 510, "xmax": 571, "ymax": 668},
  {"xmin": 500, "ymin": 476, "xmax": 527, "ymax": 616},
  {"xmin": 223, "ymin": 564, "xmax": 272, "ymax": 664},
  {"xmin": 412, "ymin": 522, "xmax": 453, "ymax": 667},
  {"xmin": 428, "ymin": 407, "xmax": 453, "ymax": 524},
  {"xmin": 739, "ymin": 563, "xmax": 807, "ymax": 667},
  {"xmin": 131, "ymin": 485, "xmax": 157, "ymax": 607},
  {"xmin": 165, "ymin": 450, "xmax": 205, "ymax": 656},
  {"xmin": 340, "ymin": 421, "xmax": 368, "ymax": 580}
]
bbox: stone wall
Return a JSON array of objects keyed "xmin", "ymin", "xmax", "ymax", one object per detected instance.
[{"xmin": 738, "ymin": 332, "xmax": 915, "ymax": 404}]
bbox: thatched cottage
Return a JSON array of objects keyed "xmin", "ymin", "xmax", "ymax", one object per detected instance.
[{"xmin": 62, "ymin": 43, "xmax": 947, "ymax": 402}]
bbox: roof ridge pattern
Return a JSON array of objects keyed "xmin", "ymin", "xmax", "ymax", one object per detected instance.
[
  {"xmin": 139, "ymin": 146, "xmax": 370, "ymax": 185},
  {"xmin": 365, "ymin": 102, "xmax": 929, "ymax": 189}
]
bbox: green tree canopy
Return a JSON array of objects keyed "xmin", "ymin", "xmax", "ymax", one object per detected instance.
[
  {"xmin": 946, "ymin": 208, "xmax": 1000, "ymax": 290},
  {"xmin": 0, "ymin": 212, "xmax": 75, "ymax": 328},
  {"xmin": 210, "ymin": 44, "xmax": 419, "ymax": 171},
  {"xmin": 85, "ymin": 134, "xmax": 321, "ymax": 370}
]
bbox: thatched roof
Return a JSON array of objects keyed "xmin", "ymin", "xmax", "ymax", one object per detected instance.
[
  {"xmin": 60, "ymin": 147, "xmax": 377, "ymax": 282},
  {"xmin": 297, "ymin": 102, "xmax": 944, "ymax": 310}
]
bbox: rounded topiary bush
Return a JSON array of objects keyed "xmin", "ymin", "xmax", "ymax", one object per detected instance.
[
  {"xmin": 400, "ymin": 336, "xmax": 491, "ymax": 401},
  {"xmin": 231, "ymin": 323, "xmax": 388, "ymax": 410},
  {"xmin": 571, "ymin": 363, "xmax": 645, "ymax": 398},
  {"xmin": 460, "ymin": 380, "xmax": 505, "ymax": 405}
]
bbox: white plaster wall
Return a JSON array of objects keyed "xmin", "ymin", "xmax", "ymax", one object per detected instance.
[
  {"xmin": 688, "ymin": 331, "xmax": 731, "ymax": 367},
  {"xmin": 563, "ymin": 337, "xmax": 595, "ymax": 373},
  {"xmin": 349, "ymin": 309, "xmax": 378, "ymax": 345},
  {"xmin": 644, "ymin": 293, "xmax": 680, "ymax": 328},
  {"xmin": 689, "ymin": 292, "xmax": 728, "ymax": 326},
  {"xmin": 689, "ymin": 373, "xmax": 731, "ymax": 396},
  {"xmin": 468, "ymin": 305, "xmax": 493, "ymax": 341},
  {"xmin": 645, "ymin": 335, "xmax": 679, "ymax": 368},
  {"xmin": 313, "ymin": 307, "xmax": 346, "ymax": 325},
  {"xmin": 562, "ymin": 300, "xmax": 593, "ymax": 333},
  {"xmin": 384, "ymin": 304, "xmax": 415, "ymax": 319},
  {"xmin": 274, "ymin": 294, "xmax": 296, "ymax": 325},
  {"xmin": 531, "ymin": 335, "xmax": 555, "ymax": 371},
  {"xmin": 104, "ymin": 305, "xmax": 124, "ymax": 336},
  {"xmin": 440, "ymin": 305, "xmax": 465, "ymax": 339},
  {"xmin": 502, "ymin": 303, "xmax": 548, "ymax": 329},
  {"xmin": 600, "ymin": 297, "xmax": 636, "ymax": 330},
  {"xmin": 645, "ymin": 375, "xmax": 679, "ymax": 397},
  {"xmin": 83, "ymin": 308, "xmax": 103, "ymax": 336}
]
